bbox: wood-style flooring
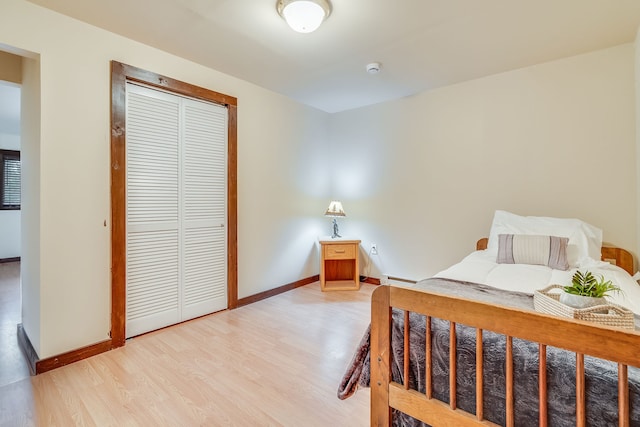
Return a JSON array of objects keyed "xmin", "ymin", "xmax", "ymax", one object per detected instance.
[
  {"xmin": 0, "ymin": 281, "xmax": 373, "ymax": 426},
  {"xmin": 0, "ymin": 262, "xmax": 30, "ymax": 388}
]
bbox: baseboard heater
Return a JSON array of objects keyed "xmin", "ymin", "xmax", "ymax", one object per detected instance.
[{"xmin": 387, "ymin": 276, "xmax": 418, "ymax": 284}]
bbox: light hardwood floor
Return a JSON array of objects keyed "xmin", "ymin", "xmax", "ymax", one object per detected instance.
[{"xmin": 0, "ymin": 282, "xmax": 373, "ymax": 426}]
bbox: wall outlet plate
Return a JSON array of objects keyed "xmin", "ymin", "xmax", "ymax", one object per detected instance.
[{"xmin": 371, "ymin": 243, "xmax": 378, "ymax": 255}]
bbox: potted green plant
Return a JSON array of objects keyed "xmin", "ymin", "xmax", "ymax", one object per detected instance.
[{"xmin": 560, "ymin": 270, "xmax": 621, "ymax": 309}]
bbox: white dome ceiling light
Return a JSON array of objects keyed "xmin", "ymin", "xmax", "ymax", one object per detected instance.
[{"xmin": 276, "ymin": 0, "xmax": 332, "ymax": 34}]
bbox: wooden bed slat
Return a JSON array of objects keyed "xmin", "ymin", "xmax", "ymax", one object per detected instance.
[
  {"xmin": 389, "ymin": 383, "xmax": 500, "ymax": 427},
  {"xmin": 619, "ymin": 363, "xmax": 629, "ymax": 427},
  {"xmin": 426, "ymin": 316, "xmax": 433, "ymax": 399},
  {"xmin": 476, "ymin": 329, "xmax": 483, "ymax": 421},
  {"xmin": 539, "ymin": 344, "xmax": 548, "ymax": 427},
  {"xmin": 450, "ymin": 322, "xmax": 457, "ymax": 410},
  {"xmin": 505, "ymin": 336, "xmax": 514, "ymax": 427},
  {"xmin": 404, "ymin": 310, "xmax": 410, "ymax": 390},
  {"xmin": 576, "ymin": 353, "xmax": 585, "ymax": 427}
]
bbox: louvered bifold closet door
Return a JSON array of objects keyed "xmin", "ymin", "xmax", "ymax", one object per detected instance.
[
  {"xmin": 181, "ymin": 99, "xmax": 227, "ymax": 320},
  {"xmin": 126, "ymin": 84, "xmax": 181, "ymax": 338},
  {"xmin": 125, "ymin": 83, "xmax": 228, "ymax": 339}
]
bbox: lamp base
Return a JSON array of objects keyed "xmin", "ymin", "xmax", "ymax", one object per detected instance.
[{"xmin": 331, "ymin": 218, "xmax": 341, "ymax": 239}]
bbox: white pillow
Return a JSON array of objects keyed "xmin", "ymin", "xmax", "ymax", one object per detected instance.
[{"xmin": 486, "ymin": 210, "xmax": 602, "ymax": 267}]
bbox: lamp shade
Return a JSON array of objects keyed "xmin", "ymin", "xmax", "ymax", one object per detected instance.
[
  {"xmin": 277, "ymin": 0, "xmax": 331, "ymax": 33},
  {"xmin": 324, "ymin": 200, "xmax": 346, "ymax": 217}
]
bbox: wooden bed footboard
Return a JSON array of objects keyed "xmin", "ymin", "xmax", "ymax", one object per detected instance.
[{"xmin": 370, "ymin": 285, "xmax": 640, "ymax": 427}]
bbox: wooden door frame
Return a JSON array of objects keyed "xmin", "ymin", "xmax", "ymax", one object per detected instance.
[{"xmin": 110, "ymin": 61, "xmax": 238, "ymax": 348}]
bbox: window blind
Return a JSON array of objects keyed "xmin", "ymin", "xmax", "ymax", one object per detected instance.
[{"xmin": 1, "ymin": 150, "xmax": 20, "ymax": 209}]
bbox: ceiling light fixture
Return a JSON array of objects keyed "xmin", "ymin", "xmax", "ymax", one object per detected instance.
[{"xmin": 276, "ymin": 0, "xmax": 331, "ymax": 34}]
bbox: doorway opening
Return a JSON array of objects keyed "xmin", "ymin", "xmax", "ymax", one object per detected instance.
[{"xmin": 0, "ymin": 81, "xmax": 29, "ymax": 385}]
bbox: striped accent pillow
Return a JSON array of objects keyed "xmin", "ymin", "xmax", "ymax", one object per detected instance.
[{"xmin": 497, "ymin": 234, "xmax": 570, "ymax": 271}]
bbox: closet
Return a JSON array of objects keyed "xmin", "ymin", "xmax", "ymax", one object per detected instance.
[{"xmin": 125, "ymin": 83, "xmax": 228, "ymax": 338}]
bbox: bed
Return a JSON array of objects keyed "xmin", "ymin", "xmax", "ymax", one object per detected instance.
[{"xmin": 338, "ymin": 211, "xmax": 640, "ymax": 426}]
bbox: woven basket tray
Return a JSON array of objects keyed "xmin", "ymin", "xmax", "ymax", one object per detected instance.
[{"xmin": 533, "ymin": 284, "xmax": 635, "ymax": 330}]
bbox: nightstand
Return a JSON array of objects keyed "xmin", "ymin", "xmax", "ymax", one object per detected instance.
[{"xmin": 319, "ymin": 238, "xmax": 361, "ymax": 291}]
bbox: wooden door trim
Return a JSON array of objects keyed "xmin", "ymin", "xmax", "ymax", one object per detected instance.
[{"xmin": 110, "ymin": 61, "xmax": 238, "ymax": 348}]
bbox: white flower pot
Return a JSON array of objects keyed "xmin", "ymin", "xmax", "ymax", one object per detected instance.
[{"xmin": 559, "ymin": 292, "xmax": 606, "ymax": 309}]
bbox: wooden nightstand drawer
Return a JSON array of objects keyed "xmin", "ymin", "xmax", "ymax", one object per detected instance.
[{"xmin": 324, "ymin": 244, "xmax": 356, "ymax": 260}]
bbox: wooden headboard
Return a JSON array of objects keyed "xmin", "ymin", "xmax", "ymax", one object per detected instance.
[{"xmin": 475, "ymin": 237, "xmax": 635, "ymax": 276}]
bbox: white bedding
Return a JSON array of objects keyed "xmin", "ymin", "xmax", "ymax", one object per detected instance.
[{"xmin": 434, "ymin": 250, "xmax": 640, "ymax": 315}]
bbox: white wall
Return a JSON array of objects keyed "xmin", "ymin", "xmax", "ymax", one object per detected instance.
[
  {"xmin": 0, "ymin": 130, "xmax": 21, "ymax": 259},
  {"xmin": 0, "ymin": 206, "xmax": 21, "ymax": 260},
  {"xmin": 0, "ymin": 132, "xmax": 19, "ymax": 149},
  {"xmin": 1, "ymin": 0, "xmax": 329, "ymax": 358},
  {"xmin": 0, "ymin": 54, "xmax": 22, "ymax": 260},
  {"xmin": 330, "ymin": 44, "xmax": 637, "ymax": 281}
]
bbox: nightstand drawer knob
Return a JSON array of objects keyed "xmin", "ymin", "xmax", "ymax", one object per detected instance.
[{"xmin": 334, "ymin": 249, "xmax": 345, "ymax": 253}]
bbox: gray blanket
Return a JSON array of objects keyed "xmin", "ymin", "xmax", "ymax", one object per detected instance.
[{"xmin": 337, "ymin": 278, "xmax": 640, "ymax": 427}]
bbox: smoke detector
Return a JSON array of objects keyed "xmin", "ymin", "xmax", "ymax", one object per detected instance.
[{"xmin": 366, "ymin": 62, "xmax": 381, "ymax": 74}]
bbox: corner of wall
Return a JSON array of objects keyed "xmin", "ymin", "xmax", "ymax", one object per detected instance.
[
  {"xmin": 20, "ymin": 54, "xmax": 41, "ymax": 356},
  {"xmin": 635, "ymin": 26, "xmax": 640, "ymax": 268}
]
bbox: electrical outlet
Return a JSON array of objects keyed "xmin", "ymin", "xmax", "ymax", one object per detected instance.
[
  {"xmin": 380, "ymin": 274, "xmax": 389, "ymax": 285},
  {"xmin": 371, "ymin": 243, "xmax": 378, "ymax": 255}
]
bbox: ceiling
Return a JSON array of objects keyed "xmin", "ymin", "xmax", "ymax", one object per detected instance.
[{"xmin": 19, "ymin": 0, "xmax": 640, "ymax": 113}]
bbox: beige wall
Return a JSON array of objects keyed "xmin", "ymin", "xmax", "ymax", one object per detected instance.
[
  {"xmin": 1, "ymin": 0, "xmax": 329, "ymax": 358},
  {"xmin": 20, "ymin": 54, "xmax": 41, "ymax": 355},
  {"xmin": 329, "ymin": 44, "xmax": 637, "ymax": 281}
]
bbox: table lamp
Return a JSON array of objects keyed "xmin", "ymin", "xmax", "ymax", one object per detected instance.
[{"xmin": 324, "ymin": 200, "xmax": 346, "ymax": 238}]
